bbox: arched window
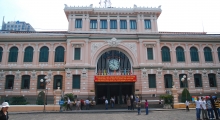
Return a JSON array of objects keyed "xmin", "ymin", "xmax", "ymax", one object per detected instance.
[
  {"xmin": 176, "ymin": 47, "xmax": 185, "ymax": 62},
  {"xmin": 164, "ymin": 74, "xmax": 173, "ymax": 88},
  {"xmin": 204, "ymin": 47, "xmax": 213, "ymax": 62},
  {"xmin": 218, "ymin": 47, "xmax": 220, "ymax": 61},
  {"xmin": 54, "ymin": 46, "xmax": 64, "ymax": 62},
  {"xmin": 8, "ymin": 47, "xmax": 18, "ymax": 62},
  {"xmin": 190, "ymin": 47, "xmax": 199, "ymax": 62},
  {"xmin": 24, "ymin": 46, "xmax": 34, "ymax": 62},
  {"xmin": 39, "ymin": 46, "xmax": 49, "ymax": 62},
  {"xmin": 0, "ymin": 47, "xmax": 3, "ymax": 62},
  {"xmin": 161, "ymin": 46, "xmax": 171, "ymax": 62}
]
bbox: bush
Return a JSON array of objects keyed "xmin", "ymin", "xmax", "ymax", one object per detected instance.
[
  {"xmin": 62, "ymin": 93, "xmax": 75, "ymax": 108},
  {"xmin": 10, "ymin": 96, "xmax": 29, "ymax": 105},
  {"xmin": 160, "ymin": 94, "xmax": 173, "ymax": 104},
  {"xmin": 181, "ymin": 88, "xmax": 192, "ymax": 102},
  {"xmin": 36, "ymin": 91, "xmax": 45, "ymax": 105}
]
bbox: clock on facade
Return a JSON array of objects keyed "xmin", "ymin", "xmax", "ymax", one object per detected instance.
[{"xmin": 109, "ymin": 59, "xmax": 120, "ymax": 70}]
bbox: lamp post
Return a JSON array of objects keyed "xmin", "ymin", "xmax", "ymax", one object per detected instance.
[
  {"xmin": 40, "ymin": 76, "xmax": 51, "ymax": 112},
  {"xmin": 181, "ymin": 75, "xmax": 190, "ymax": 101}
]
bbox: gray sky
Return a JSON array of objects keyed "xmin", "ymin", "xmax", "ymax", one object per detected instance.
[{"xmin": 0, "ymin": 0, "xmax": 220, "ymax": 33}]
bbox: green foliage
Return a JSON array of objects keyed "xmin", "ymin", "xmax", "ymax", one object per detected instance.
[
  {"xmin": 62, "ymin": 93, "xmax": 75, "ymax": 107},
  {"xmin": 181, "ymin": 88, "xmax": 192, "ymax": 102},
  {"xmin": 160, "ymin": 94, "xmax": 173, "ymax": 104},
  {"xmin": 36, "ymin": 91, "xmax": 45, "ymax": 105},
  {"xmin": 10, "ymin": 96, "xmax": 29, "ymax": 105}
]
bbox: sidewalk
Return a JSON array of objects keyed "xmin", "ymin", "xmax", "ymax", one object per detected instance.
[{"xmin": 9, "ymin": 108, "xmax": 182, "ymax": 114}]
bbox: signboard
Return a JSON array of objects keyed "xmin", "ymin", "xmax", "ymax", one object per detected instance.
[
  {"xmin": 59, "ymin": 100, "xmax": 64, "ymax": 105},
  {"xmin": 94, "ymin": 75, "xmax": 137, "ymax": 82}
]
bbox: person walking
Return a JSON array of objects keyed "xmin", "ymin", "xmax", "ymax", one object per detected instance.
[
  {"xmin": 185, "ymin": 100, "xmax": 190, "ymax": 111},
  {"xmin": 214, "ymin": 97, "xmax": 220, "ymax": 118},
  {"xmin": 195, "ymin": 97, "xmax": 202, "ymax": 120},
  {"xmin": 136, "ymin": 100, "xmax": 141, "ymax": 115},
  {"xmin": 0, "ymin": 102, "xmax": 10, "ymax": 120},
  {"xmin": 127, "ymin": 97, "xmax": 131, "ymax": 110},
  {"xmin": 66, "ymin": 98, "xmax": 72, "ymax": 111},
  {"xmin": 111, "ymin": 97, "xmax": 115, "ymax": 108},
  {"xmin": 76, "ymin": 99, "xmax": 81, "ymax": 110},
  {"xmin": 210, "ymin": 95, "xmax": 219, "ymax": 120},
  {"xmin": 201, "ymin": 97, "xmax": 208, "ymax": 120},
  {"xmin": 105, "ymin": 99, "xmax": 108, "ymax": 110},
  {"xmin": 130, "ymin": 95, "xmax": 134, "ymax": 110},
  {"xmin": 145, "ymin": 99, "xmax": 149, "ymax": 115},
  {"xmin": 80, "ymin": 99, "xmax": 84, "ymax": 110},
  {"xmin": 85, "ymin": 98, "xmax": 90, "ymax": 110},
  {"xmin": 206, "ymin": 96, "xmax": 214, "ymax": 119}
]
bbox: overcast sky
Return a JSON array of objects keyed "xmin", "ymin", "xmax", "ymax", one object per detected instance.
[{"xmin": 0, "ymin": 0, "xmax": 220, "ymax": 33}]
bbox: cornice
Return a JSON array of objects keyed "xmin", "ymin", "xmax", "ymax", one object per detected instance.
[{"xmin": 160, "ymin": 34, "xmax": 220, "ymax": 41}]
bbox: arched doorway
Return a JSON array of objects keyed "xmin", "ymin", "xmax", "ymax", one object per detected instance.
[{"xmin": 95, "ymin": 50, "xmax": 135, "ymax": 104}]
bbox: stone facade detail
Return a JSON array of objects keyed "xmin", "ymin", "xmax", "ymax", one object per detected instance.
[
  {"xmin": 106, "ymin": 37, "xmax": 121, "ymax": 47},
  {"xmin": 91, "ymin": 42, "xmax": 105, "ymax": 57},
  {"xmin": 142, "ymin": 68, "xmax": 147, "ymax": 78},
  {"xmin": 122, "ymin": 43, "xmax": 137, "ymax": 57},
  {"xmin": 81, "ymin": 68, "xmax": 87, "ymax": 78}
]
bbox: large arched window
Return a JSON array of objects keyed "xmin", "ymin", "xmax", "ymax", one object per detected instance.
[
  {"xmin": 218, "ymin": 47, "xmax": 220, "ymax": 61},
  {"xmin": 8, "ymin": 47, "xmax": 18, "ymax": 62},
  {"xmin": 204, "ymin": 47, "xmax": 213, "ymax": 62},
  {"xmin": 54, "ymin": 46, "xmax": 64, "ymax": 62},
  {"xmin": 39, "ymin": 46, "xmax": 49, "ymax": 62},
  {"xmin": 190, "ymin": 47, "xmax": 199, "ymax": 62},
  {"xmin": 24, "ymin": 46, "xmax": 34, "ymax": 62},
  {"xmin": 161, "ymin": 46, "xmax": 171, "ymax": 62},
  {"xmin": 176, "ymin": 47, "xmax": 185, "ymax": 62},
  {"xmin": 0, "ymin": 47, "xmax": 3, "ymax": 62}
]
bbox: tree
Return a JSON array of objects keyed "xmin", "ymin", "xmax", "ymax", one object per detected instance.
[
  {"xmin": 36, "ymin": 91, "xmax": 45, "ymax": 105},
  {"xmin": 160, "ymin": 94, "xmax": 173, "ymax": 104},
  {"xmin": 181, "ymin": 88, "xmax": 191, "ymax": 102}
]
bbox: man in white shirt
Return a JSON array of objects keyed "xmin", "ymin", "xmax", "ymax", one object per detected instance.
[
  {"xmin": 67, "ymin": 98, "xmax": 72, "ymax": 111},
  {"xmin": 200, "ymin": 97, "xmax": 208, "ymax": 119},
  {"xmin": 85, "ymin": 99, "xmax": 90, "ymax": 110},
  {"xmin": 105, "ymin": 99, "xmax": 108, "ymax": 110},
  {"xmin": 185, "ymin": 100, "xmax": 190, "ymax": 111},
  {"xmin": 195, "ymin": 97, "xmax": 202, "ymax": 120}
]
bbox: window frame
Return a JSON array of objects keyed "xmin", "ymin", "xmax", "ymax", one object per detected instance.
[
  {"xmin": 100, "ymin": 20, "xmax": 107, "ymax": 29},
  {"xmin": 130, "ymin": 20, "xmax": 137, "ymax": 29},
  {"xmin": 176, "ymin": 47, "xmax": 185, "ymax": 62},
  {"xmin": 194, "ymin": 74, "xmax": 203, "ymax": 87},
  {"xmin": 90, "ymin": 20, "xmax": 97, "ymax": 29},
  {"xmin": 0, "ymin": 47, "xmax": 3, "ymax": 62},
  {"xmin": 144, "ymin": 20, "xmax": 151, "ymax": 29},
  {"xmin": 147, "ymin": 48, "xmax": 154, "ymax": 60},
  {"xmin": 164, "ymin": 74, "xmax": 173, "ymax": 88},
  {"xmin": 8, "ymin": 47, "xmax": 18, "ymax": 62},
  {"xmin": 148, "ymin": 74, "xmax": 156, "ymax": 88},
  {"xmin": 54, "ymin": 46, "xmax": 65, "ymax": 62},
  {"xmin": 161, "ymin": 46, "xmax": 171, "ymax": 62},
  {"xmin": 74, "ymin": 47, "xmax": 81, "ymax": 60},
  {"xmin": 72, "ymin": 75, "xmax": 81, "ymax": 89},
  {"xmin": 120, "ymin": 20, "xmax": 127, "ymax": 29},
  {"xmin": 21, "ymin": 75, "xmax": 30, "ymax": 89},
  {"xmin": 204, "ymin": 47, "xmax": 213, "ymax": 62},
  {"xmin": 75, "ymin": 19, "xmax": 82, "ymax": 28},
  {"xmin": 24, "ymin": 46, "xmax": 34, "ymax": 62},
  {"xmin": 5, "ymin": 75, "xmax": 14, "ymax": 89},
  {"xmin": 208, "ymin": 74, "xmax": 217, "ymax": 87},
  {"xmin": 190, "ymin": 47, "xmax": 199, "ymax": 62},
  {"xmin": 39, "ymin": 46, "xmax": 49, "ymax": 62},
  {"xmin": 37, "ymin": 75, "xmax": 46, "ymax": 89},
  {"xmin": 53, "ymin": 75, "xmax": 63, "ymax": 89},
  {"xmin": 110, "ymin": 20, "xmax": 117, "ymax": 29}
]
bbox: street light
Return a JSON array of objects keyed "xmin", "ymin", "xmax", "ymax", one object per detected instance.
[
  {"xmin": 40, "ymin": 76, "xmax": 51, "ymax": 112},
  {"xmin": 181, "ymin": 75, "xmax": 190, "ymax": 101}
]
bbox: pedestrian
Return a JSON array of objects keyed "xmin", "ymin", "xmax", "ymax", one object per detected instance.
[
  {"xmin": 136, "ymin": 100, "xmax": 141, "ymax": 115},
  {"xmin": 66, "ymin": 98, "xmax": 72, "ymax": 111},
  {"xmin": 127, "ymin": 97, "xmax": 131, "ymax": 110},
  {"xmin": 200, "ymin": 97, "xmax": 208, "ymax": 120},
  {"xmin": 85, "ymin": 98, "xmax": 90, "ymax": 110},
  {"xmin": 80, "ymin": 99, "xmax": 84, "ymax": 110},
  {"xmin": 130, "ymin": 95, "xmax": 134, "ymax": 110},
  {"xmin": 210, "ymin": 95, "xmax": 219, "ymax": 120},
  {"xmin": 145, "ymin": 99, "xmax": 149, "ymax": 115},
  {"xmin": 105, "ymin": 99, "xmax": 108, "ymax": 110},
  {"xmin": 206, "ymin": 96, "xmax": 214, "ymax": 119},
  {"xmin": 185, "ymin": 100, "xmax": 190, "ymax": 111},
  {"xmin": 111, "ymin": 97, "xmax": 115, "ymax": 108},
  {"xmin": 76, "ymin": 99, "xmax": 81, "ymax": 110},
  {"xmin": 195, "ymin": 96, "xmax": 201, "ymax": 120},
  {"xmin": 214, "ymin": 97, "xmax": 220, "ymax": 118},
  {"xmin": 0, "ymin": 102, "xmax": 10, "ymax": 120}
]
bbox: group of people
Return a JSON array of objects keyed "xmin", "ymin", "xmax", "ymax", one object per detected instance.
[
  {"xmin": 66, "ymin": 98, "xmax": 94, "ymax": 111},
  {"xmin": 194, "ymin": 95, "xmax": 220, "ymax": 120}
]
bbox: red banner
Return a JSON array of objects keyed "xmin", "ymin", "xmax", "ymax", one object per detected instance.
[{"xmin": 94, "ymin": 75, "xmax": 137, "ymax": 82}]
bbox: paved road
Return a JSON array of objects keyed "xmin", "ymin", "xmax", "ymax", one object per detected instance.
[{"xmin": 9, "ymin": 110, "xmax": 197, "ymax": 120}]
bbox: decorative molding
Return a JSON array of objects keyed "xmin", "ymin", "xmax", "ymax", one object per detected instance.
[
  {"xmin": 72, "ymin": 43, "xmax": 84, "ymax": 47},
  {"xmin": 122, "ymin": 43, "xmax": 137, "ymax": 57},
  {"xmin": 106, "ymin": 37, "xmax": 121, "ymax": 47},
  {"xmin": 66, "ymin": 68, "xmax": 71, "ymax": 78},
  {"xmin": 217, "ymin": 69, "xmax": 220, "ymax": 78},
  {"xmin": 141, "ymin": 68, "xmax": 147, "ymax": 78},
  {"xmin": 156, "ymin": 68, "xmax": 162, "ymax": 78},
  {"xmin": 15, "ymin": 70, "xmax": 21, "ymax": 80},
  {"xmin": 0, "ymin": 70, "xmax": 5, "ymax": 80},
  {"xmin": 144, "ymin": 43, "xmax": 156, "ymax": 48},
  {"xmin": 202, "ymin": 69, "xmax": 208, "ymax": 77},
  {"xmin": 91, "ymin": 42, "xmax": 105, "ymax": 57},
  {"xmin": 81, "ymin": 68, "xmax": 88, "ymax": 78},
  {"xmin": 31, "ymin": 70, "xmax": 36, "ymax": 79},
  {"xmin": 188, "ymin": 69, "xmax": 193, "ymax": 78},
  {"xmin": 47, "ymin": 70, "xmax": 53, "ymax": 79},
  {"xmin": 173, "ymin": 69, "xmax": 178, "ymax": 78}
]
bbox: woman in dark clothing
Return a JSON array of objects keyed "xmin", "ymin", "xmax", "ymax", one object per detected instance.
[{"xmin": 0, "ymin": 102, "xmax": 10, "ymax": 120}]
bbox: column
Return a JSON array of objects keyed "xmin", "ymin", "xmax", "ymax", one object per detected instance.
[
  {"xmin": 117, "ymin": 20, "xmax": 120, "ymax": 32},
  {"xmin": 68, "ymin": 17, "xmax": 72, "ymax": 31},
  {"xmin": 137, "ymin": 14, "xmax": 141, "ymax": 32},
  {"xmin": 154, "ymin": 17, "xmax": 158, "ymax": 32},
  {"xmin": 82, "ymin": 16, "xmax": 86, "ymax": 31},
  {"xmin": 127, "ymin": 19, "xmax": 130, "ymax": 32},
  {"xmin": 212, "ymin": 45, "xmax": 218, "ymax": 64},
  {"xmin": 33, "ymin": 44, "xmax": 39, "ymax": 66},
  {"xmin": 171, "ymin": 44, "xmax": 177, "ymax": 65},
  {"xmin": 66, "ymin": 40, "xmax": 71, "ymax": 65},
  {"xmin": 157, "ymin": 41, "xmax": 162, "ymax": 63},
  {"xmin": 2, "ymin": 44, "xmax": 8, "ymax": 65},
  {"xmin": 199, "ymin": 44, "xmax": 205, "ymax": 65},
  {"xmin": 185, "ymin": 44, "xmax": 191, "ymax": 65},
  {"xmin": 84, "ymin": 40, "xmax": 88, "ymax": 64},
  {"xmin": 107, "ymin": 19, "xmax": 110, "ymax": 32},
  {"xmin": 17, "ymin": 44, "xmax": 23, "ymax": 66},
  {"xmin": 48, "ymin": 44, "xmax": 54, "ymax": 66},
  {"xmin": 97, "ymin": 19, "xmax": 100, "ymax": 31},
  {"xmin": 72, "ymin": 19, "xmax": 75, "ymax": 31}
]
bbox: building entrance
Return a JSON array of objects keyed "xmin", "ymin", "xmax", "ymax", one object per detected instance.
[{"xmin": 95, "ymin": 83, "xmax": 134, "ymax": 104}]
